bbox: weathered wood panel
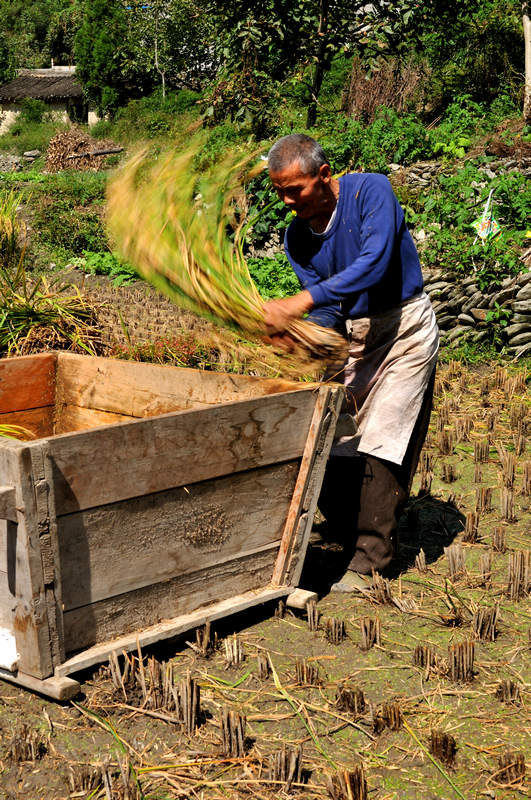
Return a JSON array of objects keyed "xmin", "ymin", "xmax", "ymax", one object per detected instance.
[
  {"xmin": 273, "ymin": 385, "xmax": 344, "ymax": 586},
  {"xmin": 57, "ymin": 352, "xmax": 307, "ymax": 417},
  {"xmin": 0, "ymin": 443, "xmax": 52, "ymax": 678},
  {"xmin": 57, "ymin": 585, "xmax": 290, "ymax": 677},
  {"xmin": 46, "ymin": 390, "xmax": 317, "ymax": 515},
  {"xmin": 0, "ymin": 353, "xmax": 55, "ymax": 414},
  {"xmin": 0, "ymin": 407, "xmax": 54, "ymax": 439},
  {"xmin": 63, "ymin": 547, "xmax": 277, "ymax": 653},
  {"xmin": 54, "ymin": 404, "xmax": 135, "ymax": 435},
  {"xmin": 58, "ymin": 460, "xmax": 300, "ymax": 610}
]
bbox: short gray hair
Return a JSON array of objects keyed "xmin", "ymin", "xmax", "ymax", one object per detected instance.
[{"xmin": 267, "ymin": 134, "xmax": 329, "ymax": 176}]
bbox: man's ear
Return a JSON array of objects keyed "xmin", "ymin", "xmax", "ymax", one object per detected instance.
[{"xmin": 319, "ymin": 163, "xmax": 332, "ymax": 182}]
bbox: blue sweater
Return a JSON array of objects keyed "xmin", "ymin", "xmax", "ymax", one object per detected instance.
[{"xmin": 284, "ymin": 172, "xmax": 424, "ymax": 328}]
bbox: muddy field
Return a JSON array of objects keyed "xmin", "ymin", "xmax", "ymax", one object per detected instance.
[{"xmin": 0, "ymin": 359, "xmax": 529, "ymax": 800}]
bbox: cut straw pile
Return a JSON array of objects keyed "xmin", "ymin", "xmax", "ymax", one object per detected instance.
[{"xmin": 107, "ymin": 142, "xmax": 347, "ymax": 360}]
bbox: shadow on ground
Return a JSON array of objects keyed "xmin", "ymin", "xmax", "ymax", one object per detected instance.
[{"xmin": 300, "ymin": 492, "xmax": 465, "ymax": 596}]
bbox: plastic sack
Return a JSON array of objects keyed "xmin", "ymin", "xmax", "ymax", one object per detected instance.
[{"xmin": 472, "ymin": 189, "xmax": 501, "ymax": 244}]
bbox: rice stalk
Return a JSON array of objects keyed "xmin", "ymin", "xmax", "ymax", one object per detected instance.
[
  {"xmin": 0, "ymin": 251, "xmax": 100, "ymax": 356},
  {"xmin": 107, "ymin": 142, "xmax": 347, "ymax": 360},
  {"xmin": 0, "ymin": 189, "xmax": 24, "ymax": 271},
  {"xmin": 0, "ymin": 424, "xmax": 34, "ymax": 440}
]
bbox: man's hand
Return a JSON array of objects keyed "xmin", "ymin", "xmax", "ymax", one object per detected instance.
[
  {"xmin": 262, "ymin": 290, "xmax": 314, "ymax": 334},
  {"xmin": 262, "ymin": 332, "xmax": 298, "ymax": 352}
]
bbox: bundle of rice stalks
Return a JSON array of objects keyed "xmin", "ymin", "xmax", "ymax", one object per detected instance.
[
  {"xmin": 0, "ymin": 255, "xmax": 102, "ymax": 356},
  {"xmin": 107, "ymin": 142, "xmax": 347, "ymax": 360}
]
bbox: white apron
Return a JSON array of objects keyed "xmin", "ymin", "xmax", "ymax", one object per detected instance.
[{"xmin": 330, "ymin": 292, "xmax": 439, "ymax": 465}]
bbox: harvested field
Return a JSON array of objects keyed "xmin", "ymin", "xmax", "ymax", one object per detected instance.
[{"xmin": 0, "ymin": 355, "xmax": 528, "ymax": 800}]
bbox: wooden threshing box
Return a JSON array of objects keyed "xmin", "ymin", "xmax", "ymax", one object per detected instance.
[{"xmin": 0, "ymin": 353, "xmax": 342, "ymax": 698}]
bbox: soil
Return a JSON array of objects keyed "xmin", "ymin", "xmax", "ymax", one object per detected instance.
[{"xmin": 0, "ymin": 304, "xmax": 529, "ymax": 799}]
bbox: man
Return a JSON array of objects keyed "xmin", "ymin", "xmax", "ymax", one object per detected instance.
[{"xmin": 263, "ymin": 133, "xmax": 439, "ymax": 592}]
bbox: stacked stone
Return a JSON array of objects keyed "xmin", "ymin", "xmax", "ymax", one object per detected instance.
[
  {"xmin": 423, "ymin": 269, "xmax": 531, "ymax": 356},
  {"xmin": 389, "ymin": 156, "xmax": 531, "ymax": 190},
  {"xmin": 0, "ymin": 154, "xmax": 22, "ymax": 172},
  {"xmin": 506, "ymin": 275, "xmax": 531, "ymax": 355}
]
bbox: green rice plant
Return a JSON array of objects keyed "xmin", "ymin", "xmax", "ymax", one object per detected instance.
[
  {"xmin": 107, "ymin": 141, "xmax": 346, "ymax": 359},
  {"xmin": 0, "ymin": 189, "xmax": 24, "ymax": 271},
  {"xmin": 0, "ymin": 252, "xmax": 100, "ymax": 356},
  {"xmin": 0, "ymin": 424, "xmax": 34, "ymax": 440},
  {"xmin": 0, "ymin": 186, "xmax": 101, "ymax": 355}
]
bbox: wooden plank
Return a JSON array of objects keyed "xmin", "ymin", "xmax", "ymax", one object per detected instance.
[
  {"xmin": 286, "ymin": 386, "xmax": 344, "ymax": 587},
  {"xmin": 44, "ymin": 390, "xmax": 317, "ymax": 515},
  {"xmin": 56, "ymin": 585, "xmax": 290, "ymax": 677},
  {"xmin": 58, "ymin": 460, "xmax": 299, "ymax": 610},
  {"xmin": 286, "ymin": 588, "xmax": 318, "ymax": 610},
  {"xmin": 0, "ymin": 486, "xmax": 16, "ymax": 522},
  {"xmin": 0, "ymin": 570, "xmax": 15, "ymax": 628},
  {"xmin": 57, "ymin": 352, "xmax": 308, "ymax": 417},
  {"xmin": 40, "ymin": 445, "xmax": 65, "ymax": 666},
  {"xmin": 0, "ymin": 444, "xmax": 53, "ymax": 678},
  {"xmin": 54, "ymin": 404, "xmax": 135, "ymax": 435},
  {"xmin": 0, "ymin": 407, "xmax": 54, "ymax": 439},
  {"xmin": 0, "ymin": 353, "xmax": 56, "ymax": 414},
  {"xmin": 271, "ymin": 385, "xmax": 343, "ymax": 587},
  {"xmin": 63, "ymin": 547, "xmax": 278, "ymax": 653},
  {"xmin": 0, "ymin": 668, "xmax": 80, "ymax": 700}
]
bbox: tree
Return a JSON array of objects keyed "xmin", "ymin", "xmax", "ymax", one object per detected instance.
[
  {"xmin": 524, "ymin": 1, "xmax": 531, "ymax": 122},
  {"xmin": 74, "ymin": 0, "xmax": 153, "ymax": 116},
  {"xmin": 125, "ymin": 1, "xmax": 214, "ymax": 96},
  {"xmin": 202, "ymin": 1, "xmax": 444, "ymax": 132},
  {"xmin": 0, "ymin": 31, "xmax": 14, "ymax": 84}
]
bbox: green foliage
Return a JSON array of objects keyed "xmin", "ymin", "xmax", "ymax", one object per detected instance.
[
  {"xmin": 0, "ymin": 189, "xmax": 23, "ymax": 271},
  {"xmin": 0, "ymin": 29, "xmax": 14, "ymax": 83},
  {"xmin": 247, "ymin": 254, "xmax": 300, "ymax": 299},
  {"xmin": 0, "ymin": 187, "xmax": 97, "ymax": 355},
  {"xmin": 19, "ymin": 97, "xmax": 48, "ymax": 124},
  {"xmin": 0, "ymin": 119, "xmax": 65, "ymax": 155},
  {"xmin": 124, "ymin": 1, "xmax": 215, "ymax": 95},
  {"xmin": 396, "ymin": 164, "xmax": 530, "ymax": 289},
  {"xmin": 439, "ymin": 338, "xmax": 505, "ymax": 365},
  {"xmin": 89, "ymin": 119, "xmax": 114, "ymax": 139},
  {"xmin": 192, "ymin": 124, "xmax": 241, "ymax": 170},
  {"xmin": 71, "ymin": 250, "xmax": 139, "ymax": 286},
  {"xmin": 26, "ymin": 171, "xmax": 108, "ymax": 265},
  {"xmin": 32, "ymin": 199, "xmax": 106, "ymax": 260},
  {"xmin": 413, "ymin": 0, "xmax": 524, "ymax": 109},
  {"xmin": 102, "ymin": 89, "xmax": 202, "ymax": 143},
  {"xmin": 74, "ymin": 0, "xmax": 143, "ymax": 116}
]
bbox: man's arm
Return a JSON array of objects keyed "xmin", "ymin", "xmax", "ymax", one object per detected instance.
[{"xmin": 307, "ymin": 175, "xmax": 402, "ymax": 307}]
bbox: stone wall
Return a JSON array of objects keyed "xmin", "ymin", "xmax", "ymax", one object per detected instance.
[
  {"xmin": 391, "ymin": 155, "xmax": 531, "ymax": 357},
  {"xmin": 423, "ymin": 268, "xmax": 531, "ymax": 356}
]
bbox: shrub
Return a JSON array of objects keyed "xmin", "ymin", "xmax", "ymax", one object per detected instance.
[
  {"xmin": 247, "ymin": 254, "xmax": 300, "ymax": 299},
  {"xmin": 71, "ymin": 250, "xmax": 139, "ymax": 285},
  {"xmin": 19, "ymin": 98, "xmax": 48, "ymax": 124},
  {"xmin": 0, "ymin": 120, "xmax": 66, "ymax": 156}
]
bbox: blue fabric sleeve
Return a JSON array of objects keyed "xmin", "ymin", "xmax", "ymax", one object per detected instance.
[
  {"xmin": 306, "ymin": 305, "xmax": 343, "ymax": 328},
  {"xmin": 284, "ymin": 239, "xmax": 342, "ymax": 329},
  {"xmin": 308, "ymin": 175, "xmax": 399, "ymax": 308}
]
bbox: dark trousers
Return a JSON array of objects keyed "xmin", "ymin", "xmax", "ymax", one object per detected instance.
[{"xmin": 318, "ymin": 368, "xmax": 435, "ymax": 574}]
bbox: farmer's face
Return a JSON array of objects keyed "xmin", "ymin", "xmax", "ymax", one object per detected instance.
[{"xmin": 269, "ymin": 161, "xmax": 332, "ymax": 220}]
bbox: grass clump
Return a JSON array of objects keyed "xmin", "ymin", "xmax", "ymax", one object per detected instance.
[
  {"xmin": 0, "ymin": 119, "xmax": 67, "ymax": 156},
  {"xmin": 0, "ymin": 187, "xmax": 101, "ymax": 355}
]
